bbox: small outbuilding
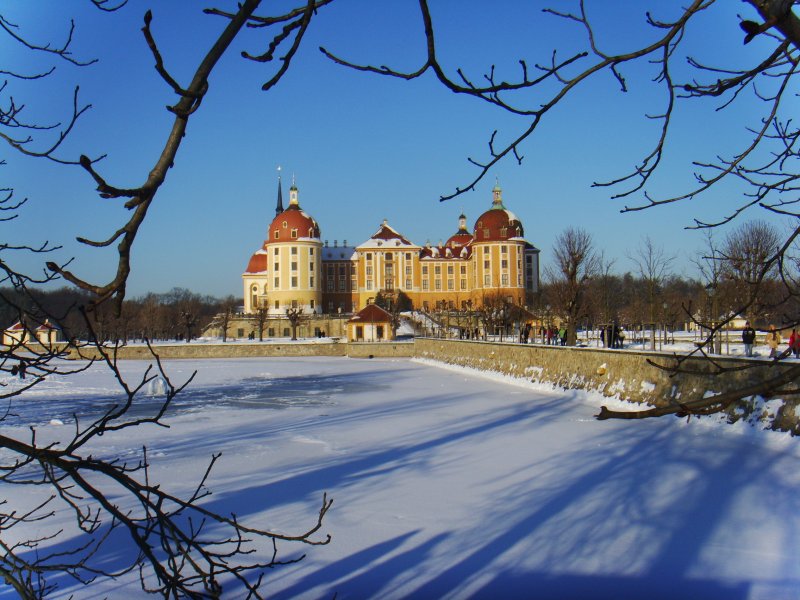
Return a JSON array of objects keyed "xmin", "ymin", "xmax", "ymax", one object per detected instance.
[
  {"xmin": 348, "ymin": 304, "xmax": 394, "ymax": 342},
  {"xmin": 3, "ymin": 319, "xmax": 63, "ymax": 346},
  {"xmin": 36, "ymin": 320, "xmax": 63, "ymax": 344},
  {"xmin": 2, "ymin": 321, "xmax": 31, "ymax": 346}
]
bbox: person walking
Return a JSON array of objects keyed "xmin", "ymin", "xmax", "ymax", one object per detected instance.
[
  {"xmin": 741, "ymin": 321, "xmax": 756, "ymax": 358},
  {"xmin": 766, "ymin": 325, "xmax": 782, "ymax": 359},
  {"xmin": 791, "ymin": 328, "xmax": 800, "ymax": 359}
]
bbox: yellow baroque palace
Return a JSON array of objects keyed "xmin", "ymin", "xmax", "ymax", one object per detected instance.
[{"xmin": 242, "ymin": 178, "xmax": 540, "ymax": 316}]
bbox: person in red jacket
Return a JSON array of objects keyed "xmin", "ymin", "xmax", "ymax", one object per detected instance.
[{"xmin": 790, "ymin": 328, "xmax": 800, "ymax": 359}]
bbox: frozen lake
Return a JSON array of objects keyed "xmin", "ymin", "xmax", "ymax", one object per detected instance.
[{"xmin": 1, "ymin": 357, "xmax": 798, "ymax": 599}]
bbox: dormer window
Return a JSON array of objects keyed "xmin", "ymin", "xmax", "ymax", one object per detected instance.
[
  {"xmin": 274, "ymin": 230, "xmax": 279, "ymax": 239},
  {"xmin": 500, "ymin": 227, "xmax": 508, "ymax": 238},
  {"xmin": 291, "ymin": 229, "xmax": 298, "ymax": 239},
  {"xmin": 483, "ymin": 228, "xmax": 490, "ymax": 239},
  {"xmin": 282, "ymin": 221, "xmax": 288, "ymax": 229}
]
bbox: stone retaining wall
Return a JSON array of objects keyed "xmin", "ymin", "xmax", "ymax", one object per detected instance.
[
  {"xmin": 415, "ymin": 338, "xmax": 800, "ymax": 434},
  {"xmin": 63, "ymin": 340, "xmax": 414, "ymax": 360}
]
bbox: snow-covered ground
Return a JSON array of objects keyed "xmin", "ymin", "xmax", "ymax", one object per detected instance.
[{"xmin": 2, "ymin": 357, "xmax": 798, "ymax": 599}]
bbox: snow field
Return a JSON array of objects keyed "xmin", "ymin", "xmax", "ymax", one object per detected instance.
[{"xmin": 1, "ymin": 357, "xmax": 798, "ymax": 599}]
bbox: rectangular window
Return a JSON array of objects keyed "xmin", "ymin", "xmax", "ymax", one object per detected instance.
[
  {"xmin": 422, "ymin": 265, "xmax": 428, "ymax": 275},
  {"xmin": 385, "ymin": 253, "xmax": 393, "ymax": 261},
  {"xmin": 447, "ymin": 265, "xmax": 454, "ymax": 275},
  {"xmin": 274, "ymin": 277, "xmax": 279, "ymax": 288},
  {"xmin": 366, "ymin": 265, "xmax": 373, "ymax": 276},
  {"xmin": 501, "ymin": 245, "xmax": 508, "ymax": 254},
  {"xmin": 405, "ymin": 279, "xmax": 412, "ymax": 289},
  {"xmin": 460, "ymin": 265, "xmax": 467, "ymax": 275},
  {"xmin": 366, "ymin": 280, "xmax": 373, "ymax": 290},
  {"xmin": 274, "ymin": 247, "xmax": 279, "ymax": 256},
  {"xmin": 501, "ymin": 259, "xmax": 508, "ymax": 269},
  {"xmin": 501, "ymin": 274, "xmax": 509, "ymax": 286},
  {"xmin": 405, "ymin": 252, "xmax": 411, "ymax": 261},
  {"xmin": 460, "ymin": 279, "xmax": 467, "ymax": 290},
  {"xmin": 435, "ymin": 279, "xmax": 441, "ymax": 290},
  {"xmin": 310, "ymin": 299, "xmax": 315, "ymax": 309},
  {"xmin": 327, "ymin": 280, "xmax": 334, "ymax": 291},
  {"xmin": 310, "ymin": 248, "xmax": 314, "ymax": 256},
  {"xmin": 268, "ymin": 327, "xmax": 275, "ymax": 337},
  {"xmin": 291, "ymin": 262, "xmax": 297, "ymax": 271},
  {"xmin": 447, "ymin": 279, "xmax": 454, "ymax": 290},
  {"xmin": 274, "ymin": 300, "xmax": 280, "ymax": 309},
  {"xmin": 339, "ymin": 279, "xmax": 346, "ymax": 291},
  {"xmin": 309, "ymin": 276, "xmax": 314, "ymax": 287},
  {"xmin": 283, "ymin": 327, "xmax": 290, "ymax": 337},
  {"xmin": 485, "ymin": 274, "xmax": 491, "ymax": 286},
  {"xmin": 310, "ymin": 262, "xmax": 314, "ymax": 271},
  {"xmin": 484, "ymin": 260, "xmax": 490, "ymax": 269},
  {"xmin": 405, "ymin": 265, "xmax": 412, "ymax": 275},
  {"xmin": 385, "ymin": 279, "xmax": 394, "ymax": 290},
  {"xmin": 327, "ymin": 264, "xmax": 334, "ymax": 276},
  {"xmin": 386, "ymin": 265, "xmax": 393, "ymax": 276},
  {"xmin": 422, "ymin": 280, "xmax": 429, "ymax": 291},
  {"xmin": 434, "ymin": 265, "xmax": 441, "ymax": 275},
  {"xmin": 291, "ymin": 247, "xmax": 298, "ymax": 255},
  {"xmin": 274, "ymin": 262, "xmax": 280, "ymax": 271},
  {"xmin": 366, "ymin": 253, "xmax": 373, "ymax": 261},
  {"xmin": 291, "ymin": 276, "xmax": 298, "ymax": 288},
  {"xmin": 339, "ymin": 265, "xmax": 346, "ymax": 276}
]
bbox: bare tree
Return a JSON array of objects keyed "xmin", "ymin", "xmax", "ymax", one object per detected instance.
[
  {"xmin": 255, "ymin": 305, "xmax": 269, "ymax": 341},
  {"xmin": 628, "ymin": 237, "xmax": 676, "ymax": 350},
  {"xmin": 721, "ymin": 220, "xmax": 783, "ymax": 320},
  {"xmin": 286, "ymin": 307, "xmax": 303, "ymax": 340},
  {"xmin": 546, "ymin": 227, "xmax": 600, "ymax": 346}
]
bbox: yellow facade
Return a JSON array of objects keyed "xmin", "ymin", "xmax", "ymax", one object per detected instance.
[{"xmin": 244, "ymin": 182, "xmax": 539, "ymax": 315}]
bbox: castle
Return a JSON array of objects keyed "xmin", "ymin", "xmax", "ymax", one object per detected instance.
[{"xmin": 242, "ymin": 176, "xmax": 540, "ymax": 325}]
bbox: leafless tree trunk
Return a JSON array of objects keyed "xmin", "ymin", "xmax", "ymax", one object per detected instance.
[
  {"xmin": 629, "ymin": 237, "xmax": 675, "ymax": 351},
  {"xmin": 546, "ymin": 228, "xmax": 600, "ymax": 347}
]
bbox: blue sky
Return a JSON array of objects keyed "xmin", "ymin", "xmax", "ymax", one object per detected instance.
[{"xmin": 3, "ymin": 1, "xmax": 793, "ymax": 298}]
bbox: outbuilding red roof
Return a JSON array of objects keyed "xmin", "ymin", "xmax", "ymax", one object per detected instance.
[{"xmin": 348, "ymin": 304, "xmax": 393, "ymax": 323}]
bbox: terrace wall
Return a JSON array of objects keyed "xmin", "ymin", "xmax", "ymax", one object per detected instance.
[{"xmin": 415, "ymin": 338, "xmax": 800, "ymax": 434}]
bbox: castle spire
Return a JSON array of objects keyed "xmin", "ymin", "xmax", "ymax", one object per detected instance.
[
  {"xmin": 275, "ymin": 167, "xmax": 284, "ymax": 217},
  {"xmin": 492, "ymin": 178, "xmax": 504, "ymax": 209},
  {"xmin": 289, "ymin": 175, "xmax": 299, "ymax": 207}
]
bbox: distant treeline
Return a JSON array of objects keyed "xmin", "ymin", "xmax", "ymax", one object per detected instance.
[{"xmin": 0, "ymin": 287, "xmax": 241, "ymax": 342}]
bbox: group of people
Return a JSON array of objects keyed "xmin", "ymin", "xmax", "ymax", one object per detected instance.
[
  {"xmin": 742, "ymin": 321, "xmax": 800, "ymax": 359},
  {"xmin": 10, "ymin": 360, "xmax": 27, "ymax": 379},
  {"xmin": 599, "ymin": 325, "xmax": 626, "ymax": 349},
  {"xmin": 515, "ymin": 324, "xmax": 567, "ymax": 345}
]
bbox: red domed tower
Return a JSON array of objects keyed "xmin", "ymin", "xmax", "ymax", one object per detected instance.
[
  {"xmin": 470, "ymin": 181, "xmax": 528, "ymax": 306},
  {"xmin": 243, "ymin": 176, "xmax": 322, "ymax": 315}
]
